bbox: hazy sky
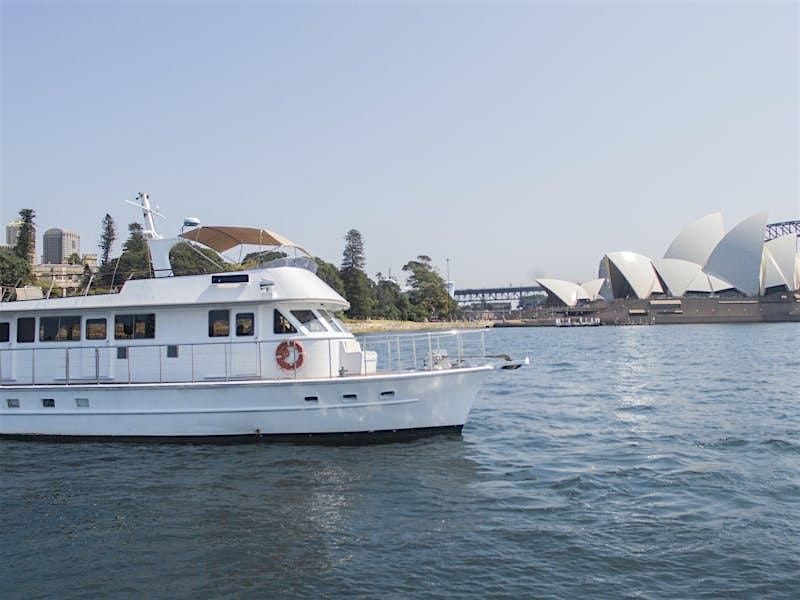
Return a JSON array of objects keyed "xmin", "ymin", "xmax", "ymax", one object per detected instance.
[{"xmin": 1, "ymin": 0, "xmax": 798, "ymax": 288}]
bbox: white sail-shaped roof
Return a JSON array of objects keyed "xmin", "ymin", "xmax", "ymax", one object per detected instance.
[
  {"xmin": 684, "ymin": 271, "xmax": 735, "ymax": 294},
  {"xmin": 762, "ymin": 235, "xmax": 797, "ymax": 292},
  {"xmin": 536, "ymin": 278, "xmax": 590, "ymax": 307},
  {"xmin": 762, "ymin": 249, "xmax": 789, "ymax": 292},
  {"xmin": 664, "ymin": 212, "xmax": 725, "ymax": 266},
  {"xmin": 605, "ymin": 252, "xmax": 662, "ymax": 299},
  {"xmin": 652, "ymin": 258, "xmax": 702, "ymax": 297},
  {"xmin": 581, "ymin": 278, "xmax": 606, "ymax": 300},
  {"xmin": 704, "ymin": 212, "xmax": 768, "ymax": 297},
  {"xmin": 796, "ymin": 254, "xmax": 800, "ymax": 290}
]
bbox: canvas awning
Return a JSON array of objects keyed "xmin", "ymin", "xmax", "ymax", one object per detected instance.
[{"xmin": 179, "ymin": 226, "xmax": 309, "ymax": 255}]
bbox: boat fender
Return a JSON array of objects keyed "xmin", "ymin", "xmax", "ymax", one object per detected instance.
[{"xmin": 276, "ymin": 340, "xmax": 305, "ymax": 370}]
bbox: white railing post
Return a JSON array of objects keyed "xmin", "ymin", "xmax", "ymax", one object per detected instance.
[
  {"xmin": 396, "ymin": 336, "xmax": 402, "ymax": 371},
  {"xmin": 65, "ymin": 348, "xmax": 70, "ymax": 385},
  {"xmin": 95, "ymin": 347, "xmax": 100, "ymax": 384},
  {"xmin": 412, "ymin": 338, "xmax": 417, "ymax": 370},
  {"xmin": 31, "ymin": 349, "xmax": 35, "ymax": 384},
  {"xmin": 258, "ymin": 341, "xmax": 263, "ymax": 380},
  {"xmin": 427, "ymin": 333, "xmax": 433, "ymax": 370},
  {"xmin": 225, "ymin": 343, "xmax": 229, "ymax": 382}
]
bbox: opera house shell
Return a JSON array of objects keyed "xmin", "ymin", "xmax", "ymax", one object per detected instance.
[{"xmin": 537, "ymin": 212, "xmax": 799, "ymax": 307}]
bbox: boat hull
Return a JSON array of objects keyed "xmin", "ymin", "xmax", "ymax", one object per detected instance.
[{"xmin": 0, "ymin": 366, "xmax": 491, "ymax": 439}]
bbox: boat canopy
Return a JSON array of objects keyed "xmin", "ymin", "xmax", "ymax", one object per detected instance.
[{"xmin": 179, "ymin": 226, "xmax": 310, "ymax": 255}]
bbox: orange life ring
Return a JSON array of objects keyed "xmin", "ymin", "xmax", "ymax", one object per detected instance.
[{"xmin": 276, "ymin": 340, "xmax": 305, "ymax": 370}]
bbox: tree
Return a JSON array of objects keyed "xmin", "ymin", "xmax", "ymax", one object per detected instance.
[
  {"xmin": 340, "ymin": 229, "xmax": 373, "ymax": 318},
  {"xmin": 99, "ymin": 214, "xmax": 117, "ymax": 267},
  {"xmin": 170, "ymin": 242, "xmax": 230, "ymax": 276},
  {"xmin": 13, "ymin": 208, "xmax": 35, "ymax": 263},
  {"xmin": 314, "ymin": 257, "xmax": 345, "ymax": 297},
  {"xmin": 373, "ymin": 276, "xmax": 412, "ymax": 320},
  {"xmin": 111, "ymin": 223, "xmax": 150, "ymax": 283},
  {"xmin": 0, "ymin": 247, "xmax": 30, "ymax": 290},
  {"xmin": 67, "ymin": 252, "xmax": 82, "ymax": 265},
  {"xmin": 402, "ymin": 255, "xmax": 456, "ymax": 320},
  {"xmin": 341, "ymin": 229, "xmax": 365, "ymax": 271}
]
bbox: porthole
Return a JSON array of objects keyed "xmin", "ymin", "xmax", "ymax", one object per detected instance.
[
  {"xmin": 167, "ymin": 345, "xmax": 179, "ymax": 358},
  {"xmin": 6, "ymin": 399, "xmax": 19, "ymax": 408},
  {"xmin": 342, "ymin": 393, "xmax": 358, "ymax": 400},
  {"xmin": 380, "ymin": 391, "xmax": 396, "ymax": 398},
  {"xmin": 117, "ymin": 347, "xmax": 128, "ymax": 360},
  {"xmin": 76, "ymin": 398, "xmax": 89, "ymax": 408},
  {"xmin": 304, "ymin": 396, "xmax": 319, "ymax": 402},
  {"xmin": 42, "ymin": 398, "xmax": 55, "ymax": 408}
]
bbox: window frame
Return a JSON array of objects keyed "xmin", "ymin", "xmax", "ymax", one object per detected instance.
[
  {"xmin": 115, "ymin": 313, "xmax": 156, "ymax": 340},
  {"xmin": 208, "ymin": 310, "xmax": 230, "ymax": 338},
  {"xmin": 290, "ymin": 309, "xmax": 327, "ymax": 333},
  {"xmin": 16, "ymin": 317, "xmax": 35, "ymax": 343},
  {"xmin": 85, "ymin": 318, "xmax": 107, "ymax": 341},
  {"xmin": 273, "ymin": 309, "xmax": 297, "ymax": 335},
  {"xmin": 39, "ymin": 315, "xmax": 81, "ymax": 342},
  {"xmin": 235, "ymin": 312, "xmax": 255, "ymax": 337},
  {"xmin": 0, "ymin": 322, "xmax": 9, "ymax": 343}
]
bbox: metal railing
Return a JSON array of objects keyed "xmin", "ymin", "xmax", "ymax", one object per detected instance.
[
  {"xmin": 0, "ymin": 330, "xmax": 490, "ymax": 386},
  {"xmin": 358, "ymin": 329, "xmax": 488, "ymax": 373}
]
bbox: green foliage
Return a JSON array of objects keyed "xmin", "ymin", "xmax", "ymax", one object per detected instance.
[
  {"xmin": 341, "ymin": 229, "xmax": 365, "ymax": 272},
  {"xmin": 372, "ymin": 277, "xmax": 413, "ymax": 320},
  {"xmin": 99, "ymin": 213, "xmax": 116, "ymax": 267},
  {"xmin": 170, "ymin": 242, "xmax": 229, "ymax": 276},
  {"xmin": 340, "ymin": 229, "xmax": 373, "ymax": 318},
  {"xmin": 402, "ymin": 255, "xmax": 456, "ymax": 320},
  {"xmin": 314, "ymin": 257, "xmax": 345, "ymax": 297},
  {"xmin": 342, "ymin": 266, "xmax": 374, "ymax": 318},
  {"xmin": 108, "ymin": 222, "xmax": 151, "ymax": 284},
  {"xmin": 14, "ymin": 208, "xmax": 35, "ymax": 262},
  {"xmin": 0, "ymin": 247, "xmax": 31, "ymax": 289},
  {"xmin": 241, "ymin": 250, "xmax": 287, "ymax": 269},
  {"xmin": 67, "ymin": 252, "xmax": 82, "ymax": 265}
]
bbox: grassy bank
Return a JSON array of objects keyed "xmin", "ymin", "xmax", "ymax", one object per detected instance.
[{"xmin": 343, "ymin": 319, "xmax": 493, "ymax": 335}]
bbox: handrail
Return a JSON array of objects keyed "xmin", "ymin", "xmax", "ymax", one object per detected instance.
[{"xmin": 0, "ymin": 329, "xmax": 490, "ymax": 386}]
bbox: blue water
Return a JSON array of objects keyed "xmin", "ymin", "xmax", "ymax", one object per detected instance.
[{"xmin": 2, "ymin": 324, "xmax": 798, "ymax": 598}]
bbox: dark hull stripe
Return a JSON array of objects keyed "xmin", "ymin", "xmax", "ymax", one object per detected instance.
[{"xmin": 0, "ymin": 425, "xmax": 464, "ymax": 445}]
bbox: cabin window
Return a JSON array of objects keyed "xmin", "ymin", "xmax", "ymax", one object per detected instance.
[
  {"xmin": 167, "ymin": 345, "xmax": 179, "ymax": 358},
  {"xmin": 0, "ymin": 322, "xmax": 9, "ymax": 342},
  {"xmin": 6, "ymin": 399, "xmax": 20, "ymax": 408},
  {"xmin": 86, "ymin": 318, "xmax": 107, "ymax": 340},
  {"xmin": 208, "ymin": 310, "xmax": 230, "ymax": 337},
  {"xmin": 273, "ymin": 310, "xmax": 297, "ymax": 335},
  {"xmin": 291, "ymin": 310, "xmax": 327, "ymax": 333},
  {"xmin": 40, "ymin": 316, "xmax": 81, "ymax": 342},
  {"xmin": 320, "ymin": 310, "xmax": 345, "ymax": 333},
  {"xmin": 42, "ymin": 398, "xmax": 55, "ymax": 408},
  {"xmin": 17, "ymin": 317, "xmax": 35, "ymax": 343},
  {"xmin": 117, "ymin": 347, "xmax": 128, "ymax": 359},
  {"xmin": 236, "ymin": 313, "xmax": 254, "ymax": 336},
  {"xmin": 115, "ymin": 314, "xmax": 156, "ymax": 340}
]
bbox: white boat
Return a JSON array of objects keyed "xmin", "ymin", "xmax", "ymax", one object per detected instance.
[{"xmin": 0, "ymin": 195, "xmax": 526, "ymax": 441}]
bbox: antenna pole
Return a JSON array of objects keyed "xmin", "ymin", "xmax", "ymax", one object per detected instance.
[{"xmin": 137, "ymin": 193, "xmax": 161, "ymax": 240}]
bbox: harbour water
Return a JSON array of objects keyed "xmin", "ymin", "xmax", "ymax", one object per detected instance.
[{"xmin": 2, "ymin": 324, "xmax": 798, "ymax": 598}]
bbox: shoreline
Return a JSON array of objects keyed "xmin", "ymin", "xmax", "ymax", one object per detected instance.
[{"xmin": 344, "ymin": 319, "xmax": 493, "ymax": 335}]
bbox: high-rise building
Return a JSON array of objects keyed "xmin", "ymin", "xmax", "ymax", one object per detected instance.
[
  {"xmin": 5, "ymin": 219, "xmax": 37, "ymax": 264},
  {"xmin": 42, "ymin": 228, "xmax": 81, "ymax": 264}
]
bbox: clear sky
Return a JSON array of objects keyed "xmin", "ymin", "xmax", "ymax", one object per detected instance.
[{"xmin": 1, "ymin": 0, "xmax": 798, "ymax": 288}]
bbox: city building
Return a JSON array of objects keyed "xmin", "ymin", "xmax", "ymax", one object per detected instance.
[
  {"xmin": 5, "ymin": 219, "xmax": 37, "ymax": 264},
  {"xmin": 42, "ymin": 228, "xmax": 80, "ymax": 265}
]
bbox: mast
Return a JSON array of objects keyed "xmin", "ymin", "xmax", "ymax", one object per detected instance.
[{"xmin": 126, "ymin": 193, "xmax": 162, "ymax": 240}]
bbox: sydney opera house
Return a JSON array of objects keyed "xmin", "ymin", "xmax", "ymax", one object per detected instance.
[{"xmin": 535, "ymin": 212, "xmax": 799, "ymax": 322}]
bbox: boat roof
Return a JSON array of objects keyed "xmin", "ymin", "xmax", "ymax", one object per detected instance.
[
  {"xmin": 179, "ymin": 226, "xmax": 310, "ymax": 256},
  {"xmin": 0, "ymin": 266, "xmax": 348, "ymax": 314}
]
